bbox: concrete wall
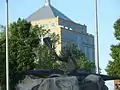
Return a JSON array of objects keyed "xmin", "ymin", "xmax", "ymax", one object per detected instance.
[{"xmin": 61, "ymin": 27, "xmax": 94, "ymax": 62}]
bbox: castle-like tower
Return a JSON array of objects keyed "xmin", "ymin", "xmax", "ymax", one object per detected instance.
[{"xmin": 27, "ymin": 0, "xmax": 95, "ymax": 61}]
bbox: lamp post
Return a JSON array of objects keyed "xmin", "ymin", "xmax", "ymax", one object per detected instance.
[
  {"xmin": 95, "ymin": 0, "xmax": 100, "ymax": 74},
  {"xmin": 6, "ymin": 0, "xmax": 9, "ymax": 90}
]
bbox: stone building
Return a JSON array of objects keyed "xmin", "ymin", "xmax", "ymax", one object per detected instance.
[{"xmin": 27, "ymin": 0, "xmax": 95, "ymax": 61}]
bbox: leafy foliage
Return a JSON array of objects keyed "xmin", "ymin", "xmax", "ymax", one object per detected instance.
[
  {"xmin": 0, "ymin": 18, "xmax": 95, "ymax": 89},
  {"xmin": 0, "ymin": 28, "xmax": 6, "ymax": 90},
  {"xmin": 106, "ymin": 44, "xmax": 120, "ymax": 77},
  {"xmin": 61, "ymin": 44, "xmax": 95, "ymax": 72},
  {"xmin": 9, "ymin": 19, "xmax": 39, "ymax": 89},
  {"xmin": 0, "ymin": 18, "xmax": 60, "ymax": 89},
  {"xmin": 106, "ymin": 18, "xmax": 120, "ymax": 77},
  {"xmin": 114, "ymin": 19, "xmax": 120, "ymax": 40},
  {"xmin": 35, "ymin": 33, "xmax": 60, "ymax": 69}
]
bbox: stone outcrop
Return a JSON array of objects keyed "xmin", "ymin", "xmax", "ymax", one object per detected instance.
[{"xmin": 16, "ymin": 74, "xmax": 108, "ymax": 90}]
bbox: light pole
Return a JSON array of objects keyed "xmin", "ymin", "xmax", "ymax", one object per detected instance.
[
  {"xmin": 95, "ymin": 0, "xmax": 100, "ymax": 74},
  {"xmin": 6, "ymin": 0, "xmax": 9, "ymax": 90}
]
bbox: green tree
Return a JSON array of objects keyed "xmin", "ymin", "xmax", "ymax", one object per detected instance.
[
  {"xmin": 60, "ymin": 44, "xmax": 95, "ymax": 72},
  {"xmin": 106, "ymin": 19, "xmax": 120, "ymax": 77},
  {"xmin": 34, "ymin": 30, "xmax": 60, "ymax": 69},
  {"xmin": 0, "ymin": 19, "xmax": 40, "ymax": 89},
  {"xmin": 36, "ymin": 39, "xmax": 95, "ymax": 72},
  {"xmin": 0, "ymin": 18, "xmax": 95, "ymax": 89},
  {"xmin": 35, "ymin": 44, "xmax": 60, "ymax": 69},
  {"xmin": 0, "ymin": 19, "xmax": 60, "ymax": 89},
  {"xmin": 0, "ymin": 26, "xmax": 6, "ymax": 90},
  {"xmin": 9, "ymin": 19, "xmax": 39, "ymax": 89}
]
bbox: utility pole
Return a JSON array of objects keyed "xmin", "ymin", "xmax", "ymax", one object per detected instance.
[
  {"xmin": 95, "ymin": 0, "xmax": 100, "ymax": 74},
  {"xmin": 6, "ymin": 0, "xmax": 9, "ymax": 90}
]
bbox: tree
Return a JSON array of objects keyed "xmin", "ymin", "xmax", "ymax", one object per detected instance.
[
  {"xmin": 0, "ymin": 26, "xmax": 6, "ymax": 90},
  {"xmin": 0, "ymin": 19, "xmax": 41, "ymax": 89},
  {"xmin": 0, "ymin": 18, "xmax": 60, "ymax": 89},
  {"xmin": 36, "ymin": 38, "xmax": 95, "ymax": 72},
  {"xmin": 0, "ymin": 18, "xmax": 95, "ymax": 89},
  {"xmin": 60, "ymin": 44, "xmax": 95, "ymax": 72},
  {"xmin": 9, "ymin": 19, "xmax": 40, "ymax": 89},
  {"xmin": 34, "ymin": 30, "xmax": 60, "ymax": 69},
  {"xmin": 106, "ymin": 19, "xmax": 120, "ymax": 77}
]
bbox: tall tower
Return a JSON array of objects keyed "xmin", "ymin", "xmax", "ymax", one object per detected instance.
[
  {"xmin": 45, "ymin": 0, "xmax": 51, "ymax": 6},
  {"xmin": 27, "ymin": 0, "xmax": 95, "ymax": 63}
]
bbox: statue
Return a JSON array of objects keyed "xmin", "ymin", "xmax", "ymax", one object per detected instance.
[
  {"xmin": 16, "ymin": 37, "xmax": 119, "ymax": 90},
  {"xmin": 43, "ymin": 37, "xmax": 78, "ymax": 72}
]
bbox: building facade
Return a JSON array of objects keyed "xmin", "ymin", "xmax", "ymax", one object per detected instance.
[{"xmin": 27, "ymin": 0, "xmax": 95, "ymax": 62}]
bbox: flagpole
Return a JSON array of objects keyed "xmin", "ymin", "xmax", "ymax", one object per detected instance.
[
  {"xmin": 6, "ymin": 0, "xmax": 9, "ymax": 90},
  {"xmin": 95, "ymin": 0, "xmax": 100, "ymax": 74}
]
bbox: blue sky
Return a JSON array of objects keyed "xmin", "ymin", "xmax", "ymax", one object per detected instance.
[{"xmin": 0, "ymin": 0, "xmax": 120, "ymax": 89}]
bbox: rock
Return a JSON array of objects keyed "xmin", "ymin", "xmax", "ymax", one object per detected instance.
[
  {"xmin": 16, "ymin": 75, "xmax": 79, "ymax": 90},
  {"xmin": 81, "ymin": 74, "xmax": 108, "ymax": 90}
]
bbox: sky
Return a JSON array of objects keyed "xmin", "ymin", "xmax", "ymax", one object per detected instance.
[{"xmin": 0, "ymin": 0, "xmax": 120, "ymax": 89}]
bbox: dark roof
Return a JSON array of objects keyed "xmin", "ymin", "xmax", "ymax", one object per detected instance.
[{"xmin": 26, "ymin": 5, "xmax": 72, "ymax": 22}]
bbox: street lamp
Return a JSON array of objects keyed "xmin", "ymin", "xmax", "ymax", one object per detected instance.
[
  {"xmin": 95, "ymin": 0, "xmax": 100, "ymax": 74},
  {"xmin": 6, "ymin": 0, "xmax": 9, "ymax": 90}
]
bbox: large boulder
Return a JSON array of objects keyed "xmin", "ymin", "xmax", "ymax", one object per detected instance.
[
  {"xmin": 16, "ymin": 74, "xmax": 108, "ymax": 90},
  {"xmin": 81, "ymin": 74, "xmax": 108, "ymax": 90},
  {"xmin": 16, "ymin": 75, "xmax": 79, "ymax": 90}
]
